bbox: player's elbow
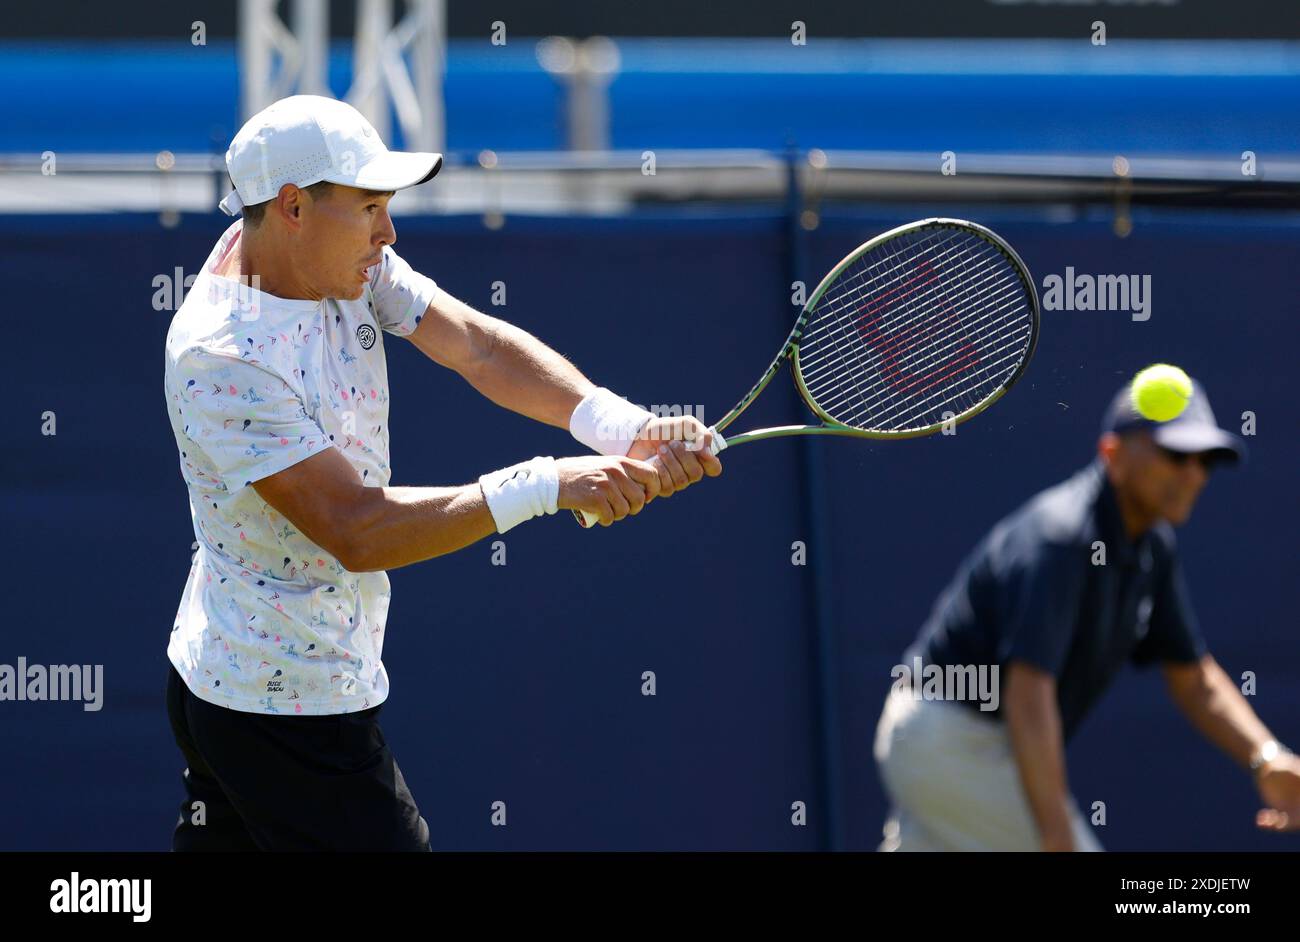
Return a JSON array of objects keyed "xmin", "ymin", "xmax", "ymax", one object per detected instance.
[
  {"xmin": 331, "ymin": 535, "xmax": 372, "ymax": 573},
  {"xmin": 299, "ymin": 516, "xmax": 371, "ymax": 573},
  {"xmin": 332, "ymin": 498, "xmax": 386, "ymax": 573},
  {"xmin": 1003, "ymin": 660, "xmax": 1059, "ymax": 723},
  {"xmin": 1161, "ymin": 655, "xmax": 1216, "ymax": 710},
  {"xmin": 251, "ymin": 451, "xmax": 383, "ymax": 574},
  {"xmin": 275, "ymin": 514, "xmax": 371, "ymax": 573},
  {"xmin": 338, "ymin": 542, "xmax": 388, "ymax": 574}
]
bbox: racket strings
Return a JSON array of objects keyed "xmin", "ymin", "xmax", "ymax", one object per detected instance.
[
  {"xmin": 808, "ymin": 273, "xmax": 1028, "ymax": 421},
  {"xmin": 797, "ymin": 227, "xmax": 1034, "ymax": 433},
  {"xmin": 802, "ymin": 233, "xmax": 1003, "ymax": 384},
  {"xmin": 803, "ymin": 250, "xmax": 1014, "ymax": 423},
  {"xmin": 813, "ymin": 294, "xmax": 1029, "ymax": 426},
  {"xmin": 800, "ymin": 233, "xmax": 997, "ymax": 399},
  {"xmin": 804, "ymin": 228, "xmax": 965, "ymax": 330},
  {"xmin": 813, "ymin": 280, "xmax": 1028, "ymax": 430},
  {"xmin": 799, "ymin": 248, "xmax": 1017, "ymax": 393}
]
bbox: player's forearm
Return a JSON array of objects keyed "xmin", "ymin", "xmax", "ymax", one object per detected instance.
[
  {"xmin": 463, "ymin": 316, "xmax": 595, "ymax": 428},
  {"xmin": 342, "ymin": 483, "xmax": 498, "ymax": 572},
  {"xmin": 1169, "ymin": 656, "xmax": 1275, "ymax": 769},
  {"xmin": 1004, "ymin": 673, "xmax": 1076, "ymax": 850}
]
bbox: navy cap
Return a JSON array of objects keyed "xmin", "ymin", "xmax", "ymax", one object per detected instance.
[{"xmin": 1102, "ymin": 375, "xmax": 1246, "ymax": 466}]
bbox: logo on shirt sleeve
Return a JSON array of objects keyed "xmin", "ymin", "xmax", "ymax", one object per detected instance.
[{"xmin": 357, "ymin": 323, "xmax": 376, "ymax": 350}]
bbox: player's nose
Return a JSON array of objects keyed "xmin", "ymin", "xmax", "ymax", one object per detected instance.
[
  {"xmin": 1183, "ymin": 457, "xmax": 1210, "ymax": 490},
  {"xmin": 375, "ymin": 209, "xmax": 396, "ymax": 248}
]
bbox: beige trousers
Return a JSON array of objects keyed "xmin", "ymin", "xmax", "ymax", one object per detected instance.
[{"xmin": 873, "ymin": 685, "xmax": 1103, "ymax": 852}]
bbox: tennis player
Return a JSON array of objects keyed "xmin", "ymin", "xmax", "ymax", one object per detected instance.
[
  {"xmin": 873, "ymin": 372, "xmax": 1300, "ymax": 850},
  {"xmin": 163, "ymin": 95, "xmax": 721, "ymax": 851}
]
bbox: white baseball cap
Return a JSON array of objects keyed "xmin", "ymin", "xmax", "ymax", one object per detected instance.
[{"xmin": 218, "ymin": 94, "xmax": 443, "ymax": 216}]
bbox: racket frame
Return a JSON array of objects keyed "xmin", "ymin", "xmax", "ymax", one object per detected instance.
[{"xmin": 713, "ymin": 217, "xmax": 1040, "ymax": 447}]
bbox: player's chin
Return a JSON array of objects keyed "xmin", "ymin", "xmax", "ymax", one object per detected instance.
[{"xmin": 1163, "ymin": 499, "xmax": 1197, "ymax": 526}]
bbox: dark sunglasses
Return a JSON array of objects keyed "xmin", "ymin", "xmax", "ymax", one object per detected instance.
[{"xmin": 1155, "ymin": 445, "xmax": 1220, "ymax": 470}]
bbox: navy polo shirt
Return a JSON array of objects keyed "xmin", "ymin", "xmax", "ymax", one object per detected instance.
[{"xmin": 906, "ymin": 460, "xmax": 1207, "ymax": 741}]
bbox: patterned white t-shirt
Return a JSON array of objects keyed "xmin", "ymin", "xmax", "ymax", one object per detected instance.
[{"xmin": 164, "ymin": 220, "xmax": 439, "ymax": 715}]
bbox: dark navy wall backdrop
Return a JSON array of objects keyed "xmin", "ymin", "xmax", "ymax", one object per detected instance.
[{"xmin": 2, "ymin": 204, "xmax": 1296, "ymax": 850}]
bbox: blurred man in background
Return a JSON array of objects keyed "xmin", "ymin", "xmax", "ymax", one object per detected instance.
[{"xmin": 873, "ymin": 372, "xmax": 1300, "ymax": 850}]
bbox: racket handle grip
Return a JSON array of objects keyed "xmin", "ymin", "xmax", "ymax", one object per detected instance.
[
  {"xmin": 573, "ymin": 508, "xmax": 601, "ymax": 528},
  {"xmin": 572, "ymin": 428, "xmax": 726, "ymax": 528}
]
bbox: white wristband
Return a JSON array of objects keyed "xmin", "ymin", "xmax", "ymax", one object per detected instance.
[
  {"xmin": 478, "ymin": 456, "xmax": 560, "ymax": 533},
  {"xmin": 569, "ymin": 387, "xmax": 655, "ymax": 457}
]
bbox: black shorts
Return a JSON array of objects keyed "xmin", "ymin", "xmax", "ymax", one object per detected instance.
[{"xmin": 165, "ymin": 663, "xmax": 431, "ymax": 851}]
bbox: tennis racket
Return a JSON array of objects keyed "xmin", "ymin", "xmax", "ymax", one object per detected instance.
[{"xmin": 575, "ymin": 217, "xmax": 1040, "ymax": 527}]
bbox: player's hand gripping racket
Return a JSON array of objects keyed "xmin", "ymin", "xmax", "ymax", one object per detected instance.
[{"xmin": 575, "ymin": 217, "xmax": 1040, "ymax": 527}]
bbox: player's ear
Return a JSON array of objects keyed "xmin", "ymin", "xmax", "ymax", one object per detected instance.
[
  {"xmin": 1097, "ymin": 432, "xmax": 1121, "ymax": 467},
  {"xmin": 273, "ymin": 184, "xmax": 308, "ymax": 231}
]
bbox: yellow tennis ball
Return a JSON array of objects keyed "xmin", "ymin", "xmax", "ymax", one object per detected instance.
[{"xmin": 1131, "ymin": 364, "xmax": 1193, "ymax": 422}]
